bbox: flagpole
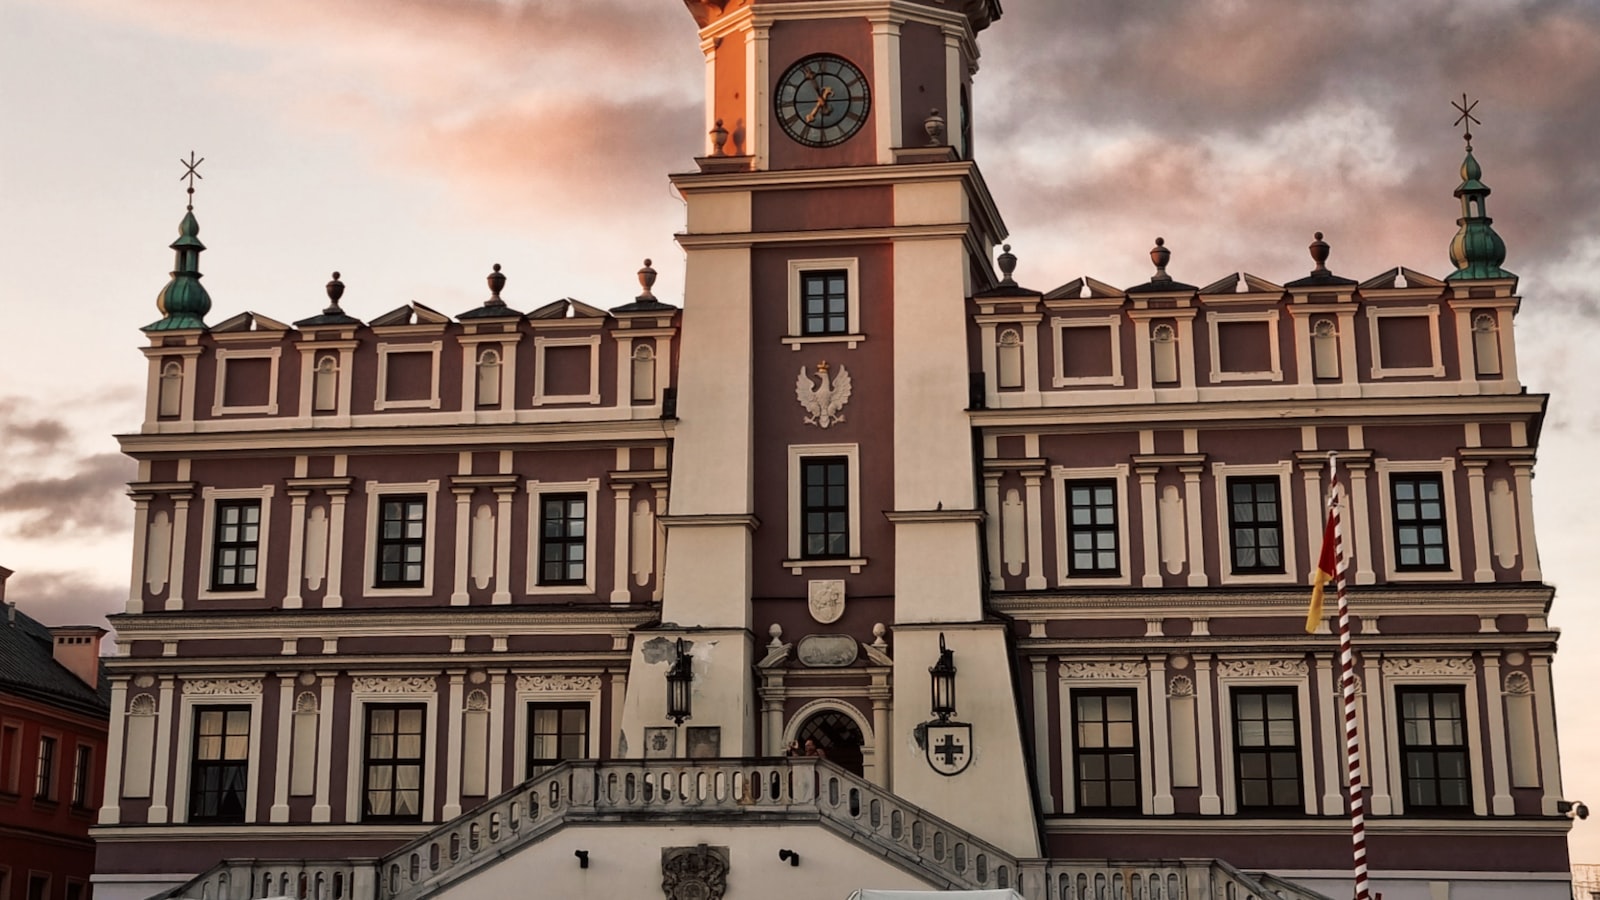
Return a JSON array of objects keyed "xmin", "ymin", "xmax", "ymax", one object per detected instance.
[{"xmin": 1327, "ymin": 452, "xmax": 1372, "ymax": 900}]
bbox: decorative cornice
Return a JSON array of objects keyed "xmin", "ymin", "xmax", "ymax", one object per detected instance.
[
  {"xmin": 1216, "ymin": 659, "xmax": 1308, "ymax": 679},
  {"xmin": 353, "ymin": 675, "xmax": 438, "ymax": 694},
  {"xmin": 1382, "ymin": 657, "xmax": 1477, "ymax": 677},
  {"xmin": 1060, "ymin": 660, "xmax": 1148, "ymax": 680},
  {"xmin": 181, "ymin": 678, "xmax": 261, "ymax": 696},
  {"xmin": 516, "ymin": 674, "xmax": 601, "ymax": 693}
]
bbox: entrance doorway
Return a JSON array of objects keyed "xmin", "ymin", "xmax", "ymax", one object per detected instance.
[{"xmin": 794, "ymin": 709, "xmax": 865, "ymax": 776}]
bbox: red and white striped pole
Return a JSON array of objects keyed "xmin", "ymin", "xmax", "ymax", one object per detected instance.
[{"xmin": 1327, "ymin": 454, "xmax": 1371, "ymax": 900}]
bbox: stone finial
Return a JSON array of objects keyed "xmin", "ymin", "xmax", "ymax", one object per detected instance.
[
  {"xmin": 871, "ymin": 622, "xmax": 888, "ymax": 650},
  {"xmin": 997, "ymin": 243, "xmax": 1017, "ymax": 285},
  {"xmin": 486, "ymin": 263, "xmax": 507, "ymax": 308},
  {"xmin": 768, "ymin": 623, "xmax": 784, "ymax": 648},
  {"xmin": 1309, "ymin": 232, "xmax": 1330, "ymax": 274},
  {"xmin": 924, "ymin": 108, "xmax": 947, "ymax": 147},
  {"xmin": 637, "ymin": 258, "xmax": 658, "ymax": 300},
  {"xmin": 1150, "ymin": 237, "xmax": 1171, "ymax": 283},
  {"xmin": 710, "ymin": 119, "xmax": 729, "ymax": 157},
  {"xmin": 325, "ymin": 272, "xmax": 345, "ymax": 313}
]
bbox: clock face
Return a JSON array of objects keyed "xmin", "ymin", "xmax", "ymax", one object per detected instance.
[{"xmin": 775, "ymin": 54, "xmax": 871, "ymax": 148}]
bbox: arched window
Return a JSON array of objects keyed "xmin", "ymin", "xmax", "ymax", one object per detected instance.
[
  {"xmin": 158, "ymin": 361, "xmax": 184, "ymax": 417},
  {"xmin": 630, "ymin": 344, "xmax": 656, "ymax": 403},
  {"xmin": 476, "ymin": 348, "xmax": 502, "ymax": 407},
  {"xmin": 1151, "ymin": 324, "xmax": 1178, "ymax": 385},
  {"xmin": 313, "ymin": 356, "xmax": 339, "ymax": 412},
  {"xmin": 1472, "ymin": 313, "xmax": 1501, "ymax": 377},
  {"xmin": 1311, "ymin": 318, "xmax": 1339, "ymax": 380},
  {"xmin": 794, "ymin": 709, "xmax": 865, "ymax": 776},
  {"xmin": 997, "ymin": 329, "xmax": 1023, "ymax": 389}
]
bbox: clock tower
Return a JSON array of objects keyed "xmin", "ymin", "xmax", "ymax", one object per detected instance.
[{"xmin": 617, "ymin": 0, "xmax": 1040, "ymax": 857}]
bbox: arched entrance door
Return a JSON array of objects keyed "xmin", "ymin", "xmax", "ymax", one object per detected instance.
[{"xmin": 795, "ymin": 709, "xmax": 865, "ymax": 776}]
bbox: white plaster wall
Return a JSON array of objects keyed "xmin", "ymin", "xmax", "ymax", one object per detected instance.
[
  {"xmin": 687, "ymin": 189, "xmax": 753, "ymax": 234},
  {"xmin": 1292, "ymin": 875, "xmax": 1571, "ymax": 900},
  {"xmin": 893, "ymin": 520, "xmax": 984, "ymax": 624},
  {"xmin": 429, "ymin": 822, "xmax": 934, "ymax": 900},
  {"xmin": 892, "ymin": 236, "xmax": 977, "ymax": 512},
  {"xmin": 668, "ymin": 245, "xmax": 754, "ymax": 517},
  {"xmin": 617, "ymin": 629, "xmax": 756, "ymax": 759},
  {"xmin": 88, "ymin": 878, "xmax": 187, "ymax": 900},
  {"xmin": 892, "ymin": 181, "xmax": 967, "ymax": 227}
]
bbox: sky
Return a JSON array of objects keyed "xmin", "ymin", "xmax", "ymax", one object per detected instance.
[{"xmin": 4, "ymin": 0, "xmax": 1600, "ymax": 864}]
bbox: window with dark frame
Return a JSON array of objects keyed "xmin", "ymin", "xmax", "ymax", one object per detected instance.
[
  {"xmin": 34, "ymin": 735, "xmax": 55, "ymax": 801},
  {"xmin": 1398, "ymin": 687, "xmax": 1471, "ymax": 811},
  {"xmin": 1065, "ymin": 480, "xmax": 1119, "ymax": 576},
  {"xmin": 189, "ymin": 707, "xmax": 249, "ymax": 823},
  {"xmin": 211, "ymin": 500, "xmax": 261, "ymax": 591},
  {"xmin": 801, "ymin": 457, "xmax": 849, "ymax": 559},
  {"xmin": 1072, "ymin": 689, "xmax": 1140, "ymax": 812},
  {"xmin": 538, "ymin": 494, "xmax": 588, "ymax": 586},
  {"xmin": 1227, "ymin": 476, "xmax": 1284, "ymax": 574},
  {"xmin": 526, "ymin": 703, "xmax": 589, "ymax": 777},
  {"xmin": 376, "ymin": 496, "xmax": 427, "ymax": 587},
  {"xmin": 1, "ymin": 723, "xmax": 19, "ymax": 794},
  {"xmin": 26, "ymin": 874, "xmax": 47, "ymax": 900},
  {"xmin": 1392, "ymin": 473, "xmax": 1449, "ymax": 571},
  {"xmin": 800, "ymin": 270, "xmax": 849, "ymax": 336},
  {"xmin": 71, "ymin": 745, "xmax": 93, "ymax": 808},
  {"xmin": 363, "ymin": 704, "xmax": 425, "ymax": 822},
  {"xmin": 1231, "ymin": 688, "xmax": 1302, "ymax": 812}
]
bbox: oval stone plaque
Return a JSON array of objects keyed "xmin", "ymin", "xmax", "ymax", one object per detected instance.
[{"xmin": 796, "ymin": 634, "xmax": 858, "ymax": 668}]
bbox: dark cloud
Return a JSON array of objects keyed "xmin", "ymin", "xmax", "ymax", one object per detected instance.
[
  {"xmin": 0, "ymin": 453, "xmax": 134, "ymax": 538},
  {"xmin": 3, "ymin": 570, "xmax": 122, "ymax": 631}
]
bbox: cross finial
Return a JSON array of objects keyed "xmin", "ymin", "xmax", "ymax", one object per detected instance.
[
  {"xmin": 1452, "ymin": 94, "xmax": 1481, "ymax": 152},
  {"xmin": 178, "ymin": 151, "xmax": 205, "ymax": 209}
]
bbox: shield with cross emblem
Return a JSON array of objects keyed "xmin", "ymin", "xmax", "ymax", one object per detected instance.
[{"xmin": 925, "ymin": 722, "xmax": 973, "ymax": 776}]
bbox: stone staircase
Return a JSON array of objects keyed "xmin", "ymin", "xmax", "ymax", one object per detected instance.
[{"xmin": 156, "ymin": 758, "xmax": 1332, "ymax": 900}]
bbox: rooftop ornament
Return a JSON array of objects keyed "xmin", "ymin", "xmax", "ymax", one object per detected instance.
[
  {"xmin": 1447, "ymin": 94, "xmax": 1513, "ymax": 281},
  {"xmin": 146, "ymin": 151, "xmax": 213, "ymax": 332}
]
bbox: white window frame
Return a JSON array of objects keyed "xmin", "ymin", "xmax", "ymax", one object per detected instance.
[
  {"xmin": 197, "ymin": 486, "xmax": 276, "ymax": 600},
  {"xmin": 1211, "ymin": 462, "xmax": 1298, "ymax": 586},
  {"xmin": 1050, "ymin": 464, "xmax": 1131, "ymax": 587},
  {"xmin": 786, "ymin": 443, "xmax": 864, "ymax": 573},
  {"xmin": 345, "ymin": 682, "xmax": 438, "ymax": 824},
  {"xmin": 1366, "ymin": 306, "xmax": 1444, "ymax": 379},
  {"xmin": 1206, "ymin": 310, "xmax": 1283, "ymax": 383},
  {"xmin": 172, "ymin": 688, "xmax": 264, "ymax": 825},
  {"xmin": 1051, "ymin": 316, "xmax": 1124, "ymax": 387},
  {"xmin": 786, "ymin": 258, "xmax": 863, "ymax": 349},
  {"xmin": 1382, "ymin": 665, "xmax": 1487, "ymax": 816},
  {"xmin": 512, "ymin": 681, "xmax": 604, "ymax": 780},
  {"xmin": 1374, "ymin": 459, "xmax": 1462, "ymax": 582},
  {"xmin": 212, "ymin": 347, "xmax": 282, "ymax": 416},
  {"xmin": 374, "ymin": 341, "xmax": 443, "ymax": 410},
  {"xmin": 532, "ymin": 335, "xmax": 602, "ymax": 406},
  {"xmin": 525, "ymin": 478, "xmax": 601, "ymax": 595},
  {"xmin": 1215, "ymin": 669, "xmax": 1316, "ymax": 816},
  {"xmin": 1058, "ymin": 670, "xmax": 1153, "ymax": 816},
  {"xmin": 363, "ymin": 480, "xmax": 441, "ymax": 597}
]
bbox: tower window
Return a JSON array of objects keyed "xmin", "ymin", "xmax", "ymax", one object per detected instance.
[
  {"xmin": 1227, "ymin": 477, "xmax": 1283, "ymax": 574},
  {"xmin": 538, "ymin": 494, "xmax": 588, "ymax": 586},
  {"xmin": 377, "ymin": 496, "xmax": 428, "ymax": 587},
  {"xmin": 211, "ymin": 500, "xmax": 262, "ymax": 591},
  {"xmin": 1391, "ymin": 474, "xmax": 1449, "ymax": 571},
  {"xmin": 801, "ymin": 457, "xmax": 849, "ymax": 558},
  {"xmin": 801, "ymin": 270, "xmax": 849, "ymax": 336}
]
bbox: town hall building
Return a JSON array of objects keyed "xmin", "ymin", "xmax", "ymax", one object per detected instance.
[{"xmin": 90, "ymin": 1, "xmax": 1570, "ymax": 899}]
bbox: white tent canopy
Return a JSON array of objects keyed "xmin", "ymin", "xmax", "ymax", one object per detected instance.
[{"xmin": 851, "ymin": 892, "xmax": 1024, "ymax": 900}]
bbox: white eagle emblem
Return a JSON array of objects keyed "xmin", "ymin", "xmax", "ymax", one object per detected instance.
[{"xmin": 796, "ymin": 361, "xmax": 852, "ymax": 429}]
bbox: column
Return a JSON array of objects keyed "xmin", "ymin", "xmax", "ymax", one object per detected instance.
[
  {"xmin": 611, "ymin": 485, "xmax": 632, "ymax": 604},
  {"xmin": 1532, "ymin": 655, "xmax": 1563, "ymax": 815},
  {"xmin": 1464, "ymin": 460, "xmax": 1494, "ymax": 581},
  {"xmin": 312, "ymin": 675, "xmax": 335, "ymax": 822},
  {"xmin": 652, "ymin": 485, "xmax": 669, "ymax": 602},
  {"xmin": 748, "ymin": 25, "xmax": 770, "ymax": 167},
  {"xmin": 271, "ymin": 675, "xmax": 295, "ymax": 822},
  {"xmin": 1032, "ymin": 659, "xmax": 1053, "ymax": 811},
  {"xmin": 98, "ymin": 680, "xmax": 128, "ymax": 824},
  {"xmin": 325, "ymin": 490, "xmax": 348, "ymax": 607},
  {"xmin": 1346, "ymin": 463, "xmax": 1375, "ymax": 585},
  {"xmin": 1510, "ymin": 461, "xmax": 1543, "ymax": 581},
  {"xmin": 1148, "ymin": 658, "xmax": 1173, "ymax": 814},
  {"xmin": 1181, "ymin": 466, "xmax": 1207, "ymax": 587},
  {"xmin": 148, "ymin": 677, "xmax": 175, "ymax": 823},
  {"xmin": 983, "ymin": 473, "xmax": 1004, "ymax": 590},
  {"xmin": 870, "ymin": 690, "xmax": 891, "ymax": 789},
  {"xmin": 285, "ymin": 490, "xmax": 310, "ymax": 608},
  {"xmin": 762, "ymin": 692, "xmax": 784, "ymax": 756},
  {"xmin": 452, "ymin": 488, "xmax": 473, "ymax": 605},
  {"xmin": 608, "ymin": 670, "xmax": 626, "ymax": 765},
  {"xmin": 1023, "ymin": 471, "xmax": 1047, "ymax": 590},
  {"xmin": 166, "ymin": 493, "xmax": 193, "ymax": 611},
  {"xmin": 1138, "ymin": 467, "xmax": 1161, "ymax": 588},
  {"xmin": 1482, "ymin": 653, "xmax": 1513, "ymax": 815},
  {"xmin": 870, "ymin": 19, "xmax": 902, "ymax": 163},
  {"xmin": 443, "ymin": 672, "xmax": 465, "ymax": 818},
  {"xmin": 942, "ymin": 28, "xmax": 962, "ymax": 156},
  {"xmin": 1363, "ymin": 655, "xmax": 1391, "ymax": 815},
  {"xmin": 1315, "ymin": 656, "xmax": 1341, "ymax": 815},
  {"xmin": 487, "ymin": 671, "xmax": 508, "ymax": 797},
  {"xmin": 493, "ymin": 486, "xmax": 515, "ymax": 604},
  {"xmin": 127, "ymin": 495, "xmax": 152, "ymax": 614},
  {"xmin": 1194, "ymin": 656, "xmax": 1220, "ymax": 814}
]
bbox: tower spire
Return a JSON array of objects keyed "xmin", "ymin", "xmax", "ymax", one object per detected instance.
[
  {"xmin": 1446, "ymin": 96, "xmax": 1512, "ymax": 281},
  {"xmin": 145, "ymin": 152, "xmax": 213, "ymax": 331}
]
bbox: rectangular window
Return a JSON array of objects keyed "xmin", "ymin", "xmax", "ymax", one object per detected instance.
[
  {"xmin": 1227, "ymin": 477, "xmax": 1283, "ymax": 574},
  {"xmin": 1392, "ymin": 474, "xmax": 1449, "ymax": 571},
  {"xmin": 1398, "ymin": 687, "xmax": 1471, "ymax": 811},
  {"xmin": 210, "ymin": 500, "xmax": 261, "ymax": 591},
  {"xmin": 34, "ymin": 736, "xmax": 56, "ymax": 801},
  {"xmin": 364, "ymin": 704, "xmax": 425, "ymax": 822},
  {"xmin": 526, "ymin": 703, "xmax": 589, "ymax": 777},
  {"xmin": 377, "ymin": 496, "xmax": 427, "ymax": 587},
  {"xmin": 801, "ymin": 457, "xmax": 849, "ymax": 559},
  {"xmin": 71, "ymin": 745, "xmax": 93, "ymax": 808},
  {"xmin": 189, "ymin": 707, "xmax": 250, "ymax": 823},
  {"xmin": 800, "ymin": 270, "xmax": 848, "ymax": 336},
  {"xmin": 65, "ymin": 882, "xmax": 84, "ymax": 900},
  {"xmin": 1065, "ymin": 480, "xmax": 1119, "ymax": 576},
  {"xmin": 1072, "ymin": 690, "xmax": 1139, "ymax": 812},
  {"xmin": 1232, "ymin": 688, "xmax": 1302, "ymax": 811},
  {"xmin": 1, "ymin": 723, "xmax": 19, "ymax": 794},
  {"xmin": 27, "ymin": 875, "xmax": 48, "ymax": 900},
  {"xmin": 538, "ymin": 494, "xmax": 588, "ymax": 586}
]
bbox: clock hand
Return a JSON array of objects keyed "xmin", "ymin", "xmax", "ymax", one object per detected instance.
[{"xmin": 803, "ymin": 85, "xmax": 834, "ymax": 124}]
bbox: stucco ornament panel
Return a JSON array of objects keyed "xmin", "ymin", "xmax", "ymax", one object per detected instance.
[
  {"xmin": 353, "ymin": 675, "xmax": 438, "ymax": 694},
  {"xmin": 1503, "ymin": 671, "xmax": 1533, "ymax": 694},
  {"xmin": 1216, "ymin": 659, "xmax": 1308, "ymax": 679},
  {"xmin": 796, "ymin": 361, "xmax": 852, "ymax": 428},
  {"xmin": 517, "ymin": 674, "xmax": 601, "ymax": 693},
  {"xmin": 1167, "ymin": 675, "xmax": 1195, "ymax": 697},
  {"xmin": 807, "ymin": 579, "xmax": 845, "ymax": 624},
  {"xmin": 181, "ymin": 678, "xmax": 261, "ymax": 696},
  {"xmin": 661, "ymin": 843, "xmax": 729, "ymax": 900},
  {"xmin": 1382, "ymin": 657, "xmax": 1476, "ymax": 677},
  {"xmin": 1060, "ymin": 660, "xmax": 1148, "ymax": 680}
]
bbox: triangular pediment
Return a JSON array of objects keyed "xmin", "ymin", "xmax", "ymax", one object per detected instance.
[
  {"xmin": 371, "ymin": 302, "xmax": 452, "ymax": 327},
  {"xmin": 1359, "ymin": 266, "xmax": 1446, "ymax": 291},
  {"xmin": 1198, "ymin": 272, "xmax": 1284, "ymax": 296},
  {"xmin": 1043, "ymin": 276, "xmax": 1122, "ymax": 301},
  {"xmin": 526, "ymin": 299, "xmax": 571, "ymax": 320},
  {"xmin": 211, "ymin": 311, "xmax": 290, "ymax": 333}
]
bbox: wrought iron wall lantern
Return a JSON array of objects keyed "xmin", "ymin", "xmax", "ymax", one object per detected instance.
[
  {"xmin": 666, "ymin": 637, "xmax": 693, "ymax": 725},
  {"xmin": 929, "ymin": 632, "xmax": 957, "ymax": 723}
]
